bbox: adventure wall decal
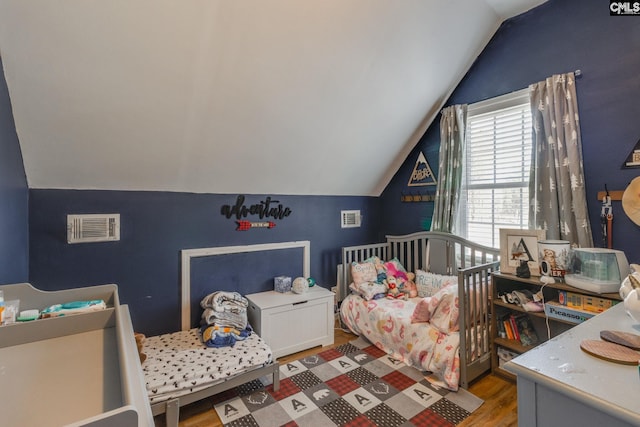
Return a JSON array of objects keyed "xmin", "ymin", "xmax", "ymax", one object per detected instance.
[{"xmin": 221, "ymin": 195, "xmax": 292, "ymax": 231}]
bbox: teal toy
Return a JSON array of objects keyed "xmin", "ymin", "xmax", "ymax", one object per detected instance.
[{"xmin": 306, "ymin": 277, "xmax": 316, "ymax": 287}]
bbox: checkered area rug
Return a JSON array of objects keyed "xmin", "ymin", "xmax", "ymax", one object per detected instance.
[{"xmin": 212, "ymin": 337, "xmax": 483, "ymax": 427}]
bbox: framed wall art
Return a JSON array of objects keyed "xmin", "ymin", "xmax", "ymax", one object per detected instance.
[{"xmin": 499, "ymin": 228, "xmax": 546, "ymax": 276}]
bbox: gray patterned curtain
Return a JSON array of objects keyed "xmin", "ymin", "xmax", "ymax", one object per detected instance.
[
  {"xmin": 528, "ymin": 73, "xmax": 593, "ymax": 247},
  {"xmin": 431, "ymin": 104, "xmax": 467, "ymax": 233}
]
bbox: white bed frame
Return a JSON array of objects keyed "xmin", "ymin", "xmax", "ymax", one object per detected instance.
[
  {"xmin": 340, "ymin": 231, "xmax": 500, "ymax": 388},
  {"xmin": 180, "ymin": 241, "xmax": 310, "ymax": 331},
  {"xmin": 151, "ymin": 241, "xmax": 313, "ymax": 427}
]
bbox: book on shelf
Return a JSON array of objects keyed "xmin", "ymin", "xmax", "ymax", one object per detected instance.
[
  {"xmin": 514, "ymin": 313, "xmax": 539, "ymax": 346},
  {"xmin": 509, "ymin": 314, "xmax": 521, "ymax": 341},
  {"xmin": 503, "ymin": 318, "xmax": 514, "ymax": 340},
  {"xmin": 497, "ymin": 310, "xmax": 517, "ymax": 341},
  {"xmin": 496, "ymin": 316, "xmax": 506, "ymax": 338}
]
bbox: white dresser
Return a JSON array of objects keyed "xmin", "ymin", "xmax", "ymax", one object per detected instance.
[
  {"xmin": 246, "ymin": 285, "xmax": 335, "ymax": 358},
  {"xmin": 505, "ymin": 303, "xmax": 640, "ymax": 427}
]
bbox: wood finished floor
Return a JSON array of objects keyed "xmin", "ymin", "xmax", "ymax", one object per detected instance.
[{"xmin": 154, "ymin": 327, "xmax": 518, "ymax": 427}]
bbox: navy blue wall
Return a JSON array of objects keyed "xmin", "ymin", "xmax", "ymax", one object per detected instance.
[
  {"xmin": 29, "ymin": 190, "xmax": 381, "ymax": 335},
  {"xmin": 382, "ymin": 0, "xmax": 640, "ymax": 264},
  {"xmin": 0, "ymin": 56, "xmax": 28, "ymax": 284}
]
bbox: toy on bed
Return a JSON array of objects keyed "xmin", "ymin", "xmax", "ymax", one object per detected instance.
[
  {"xmin": 350, "ymin": 256, "xmax": 420, "ymax": 300},
  {"xmin": 340, "ymin": 231, "xmax": 499, "ymax": 390},
  {"xmin": 386, "ymin": 278, "xmax": 403, "ymax": 299},
  {"xmin": 403, "ymin": 274, "xmax": 418, "ymax": 298},
  {"xmin": 382, "ymin": 260, "xmax": 405, "ymax": 299},
  {"xmin": 391, "ymin": 270, "xmax": 417, "ymax": 298}
]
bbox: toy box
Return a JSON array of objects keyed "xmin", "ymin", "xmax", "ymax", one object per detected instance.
[
  {"xmin": 544, "ymin": 301, "xmax": 596, "ymax": 324},
  {"xmin": 582, "ymin": 295, "xmax": 618, "ymax": 313},
  {"xmin": 557, "ymin": 290, "xmax": 583, "ymax": 309},
  {"xmin": 557, "ymin": 290, "xmax": 617, "ymax": 313},
  {"xmin": 274, "ymin": 276, "xmax": 292, "ymax": 293}
]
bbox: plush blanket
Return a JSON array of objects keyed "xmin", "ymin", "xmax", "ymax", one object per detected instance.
[
  {"xmin": 200, "ymin": 291, "xmax": 249, "ymax": 330},
  {"xmin": 201, "ymin": 324, "xmax": 252, "ymax": 348},
  {"xmin": 340, "ymin": 294, "xmax": 461, "ymax": 391},
  {"xmin": 201, "ymin": 307, "xmax": 248, "ymax": 330},
  {"xmin": 200, "ymin": 291, "xmax": 249, "ymax": 313}
]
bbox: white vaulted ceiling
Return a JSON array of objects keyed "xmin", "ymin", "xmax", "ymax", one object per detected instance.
[{"xmin": 0, "ymin": 0, "xmax": 546, "ymax": 196}]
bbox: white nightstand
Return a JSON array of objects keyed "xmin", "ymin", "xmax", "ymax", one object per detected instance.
[{"xmin": 246, "ymin": 286, "xmax": 335, "ymax": 358}]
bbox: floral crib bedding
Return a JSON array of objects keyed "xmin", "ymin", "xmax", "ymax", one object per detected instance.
[{"xmin": 339, "ymin": 292, "xmax": 462, "ymax": 391}]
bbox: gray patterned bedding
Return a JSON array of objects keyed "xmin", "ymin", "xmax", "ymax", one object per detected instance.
[{"xmin": 143, "ymin": 328, "xmax": 274, "ymax": 404}]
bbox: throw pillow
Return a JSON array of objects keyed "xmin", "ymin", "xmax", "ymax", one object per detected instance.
[
  {"xmin": 415, "ymin": 269, "xmax": 458, "ymax": 298},
  {"xmin": 349, "ymin": 282, "xmax": 387, "ymax": 300},
  {"xmin": 351, "ymin": 261, "xmax": 378, "ymax": 285}
]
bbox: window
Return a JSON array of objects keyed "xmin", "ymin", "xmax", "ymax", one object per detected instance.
[{"xmin": 455, "ymin": 89, "xmax": 532, "ymax": 248}]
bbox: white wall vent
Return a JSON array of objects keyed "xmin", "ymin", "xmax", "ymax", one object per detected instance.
[
  {"xmin": 67, "ymin": 214, "xmax": 120, "ymax": 244},
  {"xmin": 341, "ymin": 210, "xmax": 361, "ymax": 228}
]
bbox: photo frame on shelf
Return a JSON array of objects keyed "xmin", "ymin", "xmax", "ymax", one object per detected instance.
[{"xmin": 499, "ymin": 228, "xmax": 546, "ymax": 276}]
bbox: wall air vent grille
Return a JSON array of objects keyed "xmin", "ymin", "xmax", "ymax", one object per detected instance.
[
  {"xmin": 341, "ymin": 210, "xmax": 361, "ymax": 228},
  {"xmin": 67, "ymin": 214, "xmax": 120, "ymax": 244}
]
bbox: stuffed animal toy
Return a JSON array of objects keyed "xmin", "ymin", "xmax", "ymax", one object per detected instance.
[
  {"xmin": 135, "ymin": 332, "xmax": 147, "ymax": 364},
  {"xmin": 384, "ymin": 261, "xmax": 408, "ymax": 282},
  {"xmin": 386, "ymin": 278, "xmax": 405, "ymax": 299},
  {"xmin": 373, "ymin": 257, "xmax": 387, "ymax": 283},
  {"xmin": 400, "ymin": 272, "xmax": 418, "ymax": 298},
  {"xmin": 381, "ymin": 261, "xmax": 416, "ymax": 299},
  {"xmin": 542, "ymin": 249, "xmax": 558, "ymax": 270}
]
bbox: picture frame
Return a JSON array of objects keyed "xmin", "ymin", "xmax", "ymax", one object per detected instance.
[{"xmin": 499, "ymin": 228, "xmax": 546, "ymax": 276}]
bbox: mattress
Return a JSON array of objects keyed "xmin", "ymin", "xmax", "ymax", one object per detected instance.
[{"xmin": 143, "ymin": 328, "xmax": 274, "ymax": 404}]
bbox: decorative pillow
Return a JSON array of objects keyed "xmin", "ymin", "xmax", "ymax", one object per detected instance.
[
  {"xmin": 410, "ymin": 285, "xmax": 460, "ymax": 333},
  {"xmin": 351, "ymin": 261, "xmax": 378, "ymax": 285},
  {"xmin": 375, "ymin": 257, "xmax": 408, "ymax": 283},
  {"xmin": 349, "ymin": 282, "xmax": 387, "ymax": 301},
  {"xmin": 415, "ymin": 269, "xmax": 458, "ymax": 298}
]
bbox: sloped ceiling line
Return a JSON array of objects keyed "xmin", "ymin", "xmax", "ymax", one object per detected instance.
[{"xmin": 0, "ymin": 0, "xmax": 546, "ymax": 196}]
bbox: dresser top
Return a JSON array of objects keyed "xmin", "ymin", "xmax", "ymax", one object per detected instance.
[
  {"xmin": 505, "ymin": 303, "xmax": 640, "ymax": 424},
  {"xmin": 246, "ymin": 285, "xmax": 334, "ymax": 309}
]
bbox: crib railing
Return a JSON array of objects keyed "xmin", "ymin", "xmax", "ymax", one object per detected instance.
[
  {"xmin": 457, "ymin": 260, "xmax": 500, "ymax": 389},
  {"xmin": 340, "ymin": 231, "xmax": 499, "ymax": 302}
]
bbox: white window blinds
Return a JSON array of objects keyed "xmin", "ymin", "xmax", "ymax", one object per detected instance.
[{"xmin": 456, "ymin": 89, "xmax": 532, "ymax": 248}]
